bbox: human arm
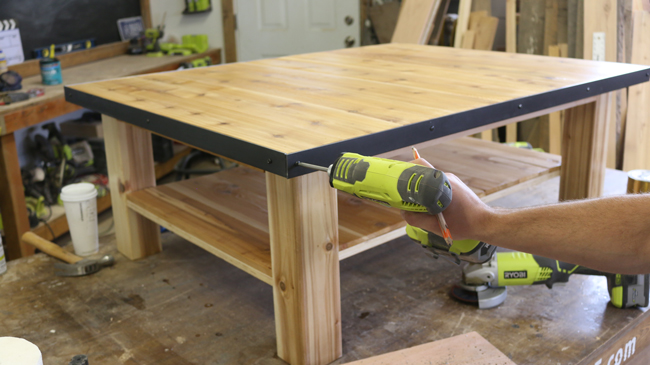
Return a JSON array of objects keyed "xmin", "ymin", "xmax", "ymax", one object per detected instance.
[{"xmin": 402, "ymin": 160, "xmax": 650, "ymax": 274}]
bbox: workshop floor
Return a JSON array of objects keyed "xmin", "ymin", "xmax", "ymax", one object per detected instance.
[{"xmin": 0, "ymin": 169, "xmax": 637, "ymax": 364}]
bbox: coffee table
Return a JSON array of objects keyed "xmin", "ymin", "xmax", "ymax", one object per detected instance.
[{"xmin": 65, "ymin": 44, "xmax": 650, "ymax": 365}]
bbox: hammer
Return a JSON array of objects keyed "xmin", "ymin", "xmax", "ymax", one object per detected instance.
[{"xmin": 21, "ymin": 232, "xmax": 114, "ymax": 276}]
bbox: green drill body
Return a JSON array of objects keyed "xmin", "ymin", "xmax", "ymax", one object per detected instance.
[{"xmin": 328, "ymin": 153, "xmax": 452, "ymax": 215}]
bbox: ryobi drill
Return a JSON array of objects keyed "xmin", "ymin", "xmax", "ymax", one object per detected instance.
[
  {"xmin": 298, "ymin": 153, "xmax": 648, "ymax": 311},
  {"xmin": 297, "ymin": 152, "xmax": 496, "ymax": 264}
]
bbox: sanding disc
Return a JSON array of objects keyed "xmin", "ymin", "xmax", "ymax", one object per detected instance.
[
  {"xmin": 450, "ymin": 285, "xmax": 508, "ymax": 309},
  {"xmin": 450, "ymin": 284, "xmax": 479, "ymax": 304}
]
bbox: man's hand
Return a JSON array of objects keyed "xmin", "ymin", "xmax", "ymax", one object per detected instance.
[
  {"xmin": 401, "ymin": 158, "xmax": 650, "ymax": 274},
  {"xmin": 401, "ymin": 158, "xmax": 494, "ymax": 242}
]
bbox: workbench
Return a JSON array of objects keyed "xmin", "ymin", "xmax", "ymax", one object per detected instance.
[
  {"xmin": 0, "ymin": 45, "xmax": 221, "ymax": 260},
  {"xmin": 63, "ymin": 43, "xmax": 650, "ymax": 365},
  {"xmin": 1, "ymin": 169, "xmax": 648, "ymax": 365}
]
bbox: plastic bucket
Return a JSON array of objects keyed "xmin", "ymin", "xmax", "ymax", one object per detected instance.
[{"xmin": 60, "ymin": 183, "xmax": 98, "ymax": 256}]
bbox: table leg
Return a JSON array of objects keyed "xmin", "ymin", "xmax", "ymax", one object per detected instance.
[
  {"xmin": 266, "ymin": 171, "xmax": 342, "ymax": 365},
  {"xmin": 0, "ymin": 133, "xmax": 33, "ymax": 259},
  {"xmin": 102, "ymin": 115, "xmax": 161, "ymax": 260},
  {"xmin": 559, "ymin": 92, "xmax": 613, "ymax": 200}
]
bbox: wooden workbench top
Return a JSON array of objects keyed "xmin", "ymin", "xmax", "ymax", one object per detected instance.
[
  {"xmin": 0, "ymin": 49, "xmax": 221, "ymax": 135},
  {"xmin": 65, "ymin": 44, "xmax": 650, "ymax": 177},
  {"xmin": 2, "ymin": 170, "xmax": 648, "ymax": 364}
]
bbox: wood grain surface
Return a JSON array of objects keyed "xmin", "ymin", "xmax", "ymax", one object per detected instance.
[
  {"xmin": 560, "ymin": 93, "xmax": 612, "ymax": 200},
  {"xmin": 266, "ymin": 171, "xmax": 341, "ymax": 365},
  {"xmin": 623, "ymin": 10, "xmax": 650, "ymax": 171},
  {"xmin": 391, "ymin": 0, "xmax": 442, "ymax": 45},
  {"xmin": 583, "ymin": 0, "xmax": 618, "ymax": 169},
  {"xmin": 122, "ymin": 136, "xmax": 560, "ymax": 288},
  {"xmin": 7, "ymin": 41, "xmax": 129, "ymax": 78},
  {"xmin": 0, "ymin": 49, "xmax": 221, "ymax": 135},
  {"xmin": 2, "ymin": 168, "xmax": 648, "ymax": 365},
  {"xmin": 103, "ymin": 116, "xmax": 161, "ymax": 260},
  {"xmin": 65, "ymin": 44, "xmax": 649, "ymax": 160},
  {"xmin": 0, "ymin": 134, "xmax": 33, "ymax": 259},
  {"xmin": 344, "ymin": 332, "xmax": 515, "ymax": 365}
]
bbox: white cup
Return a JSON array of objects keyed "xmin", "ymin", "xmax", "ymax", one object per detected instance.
[
  {"xmin": 60, "ymin": 183, "xmax": 99, "ymax": 256},
  {"xmin": 0, "ymin": 337, "xmax": 43, "ymax": 365}
]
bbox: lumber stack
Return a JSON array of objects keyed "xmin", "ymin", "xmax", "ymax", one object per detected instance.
[
  {"xmin": 365, "ymin": 0, "xmax": 649, "ymax": 171},
  {"xmin": 623, "ymin": 2, "xmax": 650, "ymax": 171}
]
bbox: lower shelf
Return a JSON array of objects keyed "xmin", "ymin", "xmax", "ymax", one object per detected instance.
[
  {"xmin": 127, "ymin": 167, "xmax": 274, "ymax": 284},
  {"xmin": 125, "ymin": 137, "xmax": 561, "ymax": 286}
]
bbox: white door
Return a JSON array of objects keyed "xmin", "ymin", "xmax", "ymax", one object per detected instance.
[{"xmin": 235, "ymin": 0, "xmax": 360, "ymax": 61}]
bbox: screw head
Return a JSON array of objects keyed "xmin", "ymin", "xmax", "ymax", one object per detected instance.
[
  {"xmin": 429, "ymin": 125, "xmax": 435, "ymax": 131},
  {"xmin": 586, "ymin": 87, "xmax": 591, "ymax": 91},
  {"xmin": 267, "ymin": 158, "xmax": 272, "ymax": 164}
]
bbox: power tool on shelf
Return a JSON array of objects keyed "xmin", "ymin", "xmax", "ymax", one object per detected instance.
[
  {"xmin": 144, "ymin": 14, "xmax": 166, "ymax": 57},
  {"xmin": 297, "ymin": 152, "xmax": 496, "ymax": 264},
  {"xmin": 178, "ymin": 56, "xmax": 212, "ymax": 70},
  {"xmin": 144, "ymin": 26, "xmax": 164, "ymax": 57}
]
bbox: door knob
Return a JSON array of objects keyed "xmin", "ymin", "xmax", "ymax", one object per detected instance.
[{"xmin": 345, "ymin": 16, "xmax": 354, "ymax": 25}]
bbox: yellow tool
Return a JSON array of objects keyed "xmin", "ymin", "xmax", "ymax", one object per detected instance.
[
  {"xmin": 298, "ymin": 152, "xmax": 452, "ymax": 215},
  {"xmin": 298, "ymin": 152, "xmax": 497, "ymax": 265}
]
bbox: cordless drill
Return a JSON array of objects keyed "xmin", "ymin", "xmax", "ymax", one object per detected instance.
[{"xmin": 297, "ymin": 152, "xmax": 496, "ymax": 264}]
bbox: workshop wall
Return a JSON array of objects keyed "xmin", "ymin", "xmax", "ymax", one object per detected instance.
[
  {"xmin": 150, "ymin": 0, "xmax": 224, "ymax": 58},
  {"xmin": 0, "ymin": 0, "xmax": 141, "ymax": 60}
]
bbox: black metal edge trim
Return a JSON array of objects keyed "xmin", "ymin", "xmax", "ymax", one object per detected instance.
[
  {"xmin": 287, "ymin": 69, "xmax": 650, "ymax": 178},
  {"xmin": 64, "ymin": 87, "xmax": 290, "ymax": 177}
]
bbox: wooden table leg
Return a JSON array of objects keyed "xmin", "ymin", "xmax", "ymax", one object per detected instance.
[
  {"xmin": 0, "ymin": 133, "xmax": 33, "ymax": 259},
  {"xmin": 266, "ymin": 171, "xmax": 342, "ymax": 365},
  {"xmin": 559, "ymin": 92, "xmax": 613, "ymax": 200},
  {"xmin": 102, "ymin": 115, "xmax": 161, "ymax": 260}
]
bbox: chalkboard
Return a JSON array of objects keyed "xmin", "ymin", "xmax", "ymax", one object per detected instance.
[{"xmin": 0, "ymin": 0, "xmax": 141, "ymax": 60}]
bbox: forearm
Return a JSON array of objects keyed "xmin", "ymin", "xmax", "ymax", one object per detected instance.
[{"xmin": 479, "ymin": 194, "xmax": 650, "ymax": 274}]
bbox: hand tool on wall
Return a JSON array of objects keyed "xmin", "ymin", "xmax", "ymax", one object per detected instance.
[
  {"xmin": 144, "ymin": 27, "xmax": 164, "ymax": 57},
  {"xmin": 297, "ymin": 153, "xmax": 496, "ymax": 264},
  {"xmin": 0, "ymin": 88, "xmax": 44, "ymax": 105},
  {"xmin": 21, "ymin": 232, "xmax": 114, "ymax": 276},
  {"xmin": 452, "ymin": 251, "xmax": 649, "ymax": 309},
  {"xmin": 32, "ymin": 39, "xmax": 95, "ymax": 59}
]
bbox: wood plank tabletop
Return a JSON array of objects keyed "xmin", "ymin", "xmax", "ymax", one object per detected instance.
[{"xmin": 65, "ymin": 44, "xmax": 650, "ymax": 177}]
